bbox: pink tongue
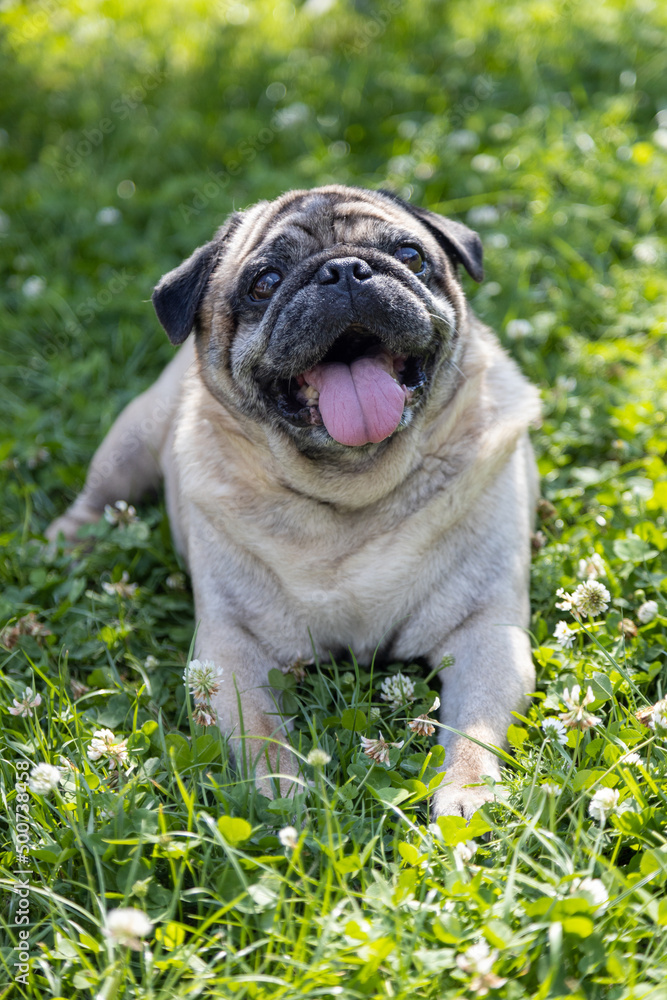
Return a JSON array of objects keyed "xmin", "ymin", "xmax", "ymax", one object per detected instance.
[{"xmin": 304, "ymin": 356, "xmax": 406, "ymax": 447}]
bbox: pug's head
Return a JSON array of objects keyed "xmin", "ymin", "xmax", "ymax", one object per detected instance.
[{"xmin": 153, "ymin": 186, "xmax": 482, "ymax": 454}]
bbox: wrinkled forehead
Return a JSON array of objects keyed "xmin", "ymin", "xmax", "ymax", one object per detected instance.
[{"xmin": 225, "ymin": 187, "xmax": 425, "ymax": 266}]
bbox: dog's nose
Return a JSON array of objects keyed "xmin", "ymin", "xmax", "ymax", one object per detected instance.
[{"xmin": 317, "ymin": 257, "xmax": 373, "ymax": 285}]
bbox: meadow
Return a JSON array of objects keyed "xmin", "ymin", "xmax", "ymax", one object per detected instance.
[{"xmin": 1, "ymin": 0, "xmax": 667, "ymax": 997}]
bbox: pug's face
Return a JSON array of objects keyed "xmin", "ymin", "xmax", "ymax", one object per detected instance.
[{"xmin": 153, "ymin": 186, "xmax": 483, "ymax": 454}]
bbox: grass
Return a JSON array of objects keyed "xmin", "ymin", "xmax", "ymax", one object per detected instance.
[{"xmin": 1, "ymin": 0, "xmax": 667, "ymax": 996}]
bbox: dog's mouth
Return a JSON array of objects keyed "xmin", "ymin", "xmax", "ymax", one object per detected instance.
[{"xmin": 268, "ymin": 329, "xmax": 428, "ymax": 447}]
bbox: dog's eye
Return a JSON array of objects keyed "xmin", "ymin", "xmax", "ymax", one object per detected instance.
[
  {"xmin": 249, "ymin": 271, "xmax": 282, "ymax": 301},
  {"xmin": 394, "ymin": 246, "xmax": 424, "ymax": 274}
]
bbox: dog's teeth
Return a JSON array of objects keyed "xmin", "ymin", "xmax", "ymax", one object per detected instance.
[{"xmin": 302, "ymin": 385, "xmax": 320, "ymax": 403}]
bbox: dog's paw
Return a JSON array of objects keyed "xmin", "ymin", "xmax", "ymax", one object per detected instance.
[
  {"xmin": 241, "ymin": 738, "xmax": 301, "ymax": 800},
  {"xmin": 431, "ymin": 780, "xmax": 495, "ymax": 821},
  {"xmin": 254, "ymin": 761, "xmax": 301, "ymax": 800},
  {"xmin": 46, "ymin": 508, "xmax": 100, "ymax": 544}
]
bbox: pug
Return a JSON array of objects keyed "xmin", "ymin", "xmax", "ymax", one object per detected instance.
[{"xmin": 47, "ymin": 185, "xmax": 540, "ymax": 818}]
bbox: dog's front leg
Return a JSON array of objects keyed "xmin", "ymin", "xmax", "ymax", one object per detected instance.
[
  {"xmin": 189, "ymin": 575, "xmax": 299, "ymax": 798},
  {"xmin": 430, "ymin": 603, "xmax": 534, "ymax": 820}
]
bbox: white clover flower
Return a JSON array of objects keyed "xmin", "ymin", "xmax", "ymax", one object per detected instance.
[
  {"xmin": 104, "ymin": 500, "xmax": 138, "ymax": 527},
  {"xmin": 70, "ymin": 678, "xmax": 90, "ymax": 699},
  {"xmin": 542, "ymin": 782, "xmax": 562, "ymax": 796},
  {"xmin": 274, "ymin": 101, "xmax": 309, "ymax": 128},
  {"xmin": 471, "ymin": 153, "xmax": 500, "ymax": 173},
  {"xmin": 588, "ymin": 787, "xmax": 620, "ymax": 823},
  {"xmin": 577, "ymin": 553, "xmax": 606, "ymax": 580},
  {"xmin": 637, "ymin": 600, "xmax": 658, "ymax": 624},
  {"xmin": 632, "ymin": 241, "xmax": 659, "ymax": 265},
  {"xmin": 619, "ymin": 751, "xmax": 642, "ymax": 766},
  {"xmin": 453, "ymin": 840, "xmax": 478, "ymax": 864},
  {"xmin": 102, "ymin": 571, "xmax": 138, "ymax": 599},
  {"xmin": 359, "ymin": 732, "xmax": 404, "ymax": 765},
  {"xmin": 648, "ymin": 698, "xmax": 667, "ymax": 735},
  {"xmin": 29, "ymin": 763, "xmax": 62, "ymax": 795},
  {"xmin": 556, "ymin": 375, "xmax": 576, "ymax": 393},
  {"xmin": 618, "ymin": 618, "xmax": 638, "ymax": 639},
  {"xmin": 58, "ymin": 755, "xmax": 80, "ymax": 773},
  {"xmin": 456, "ymin": 940, "xmax": 507, "ymax": 995},
  {"xmin": 467, "ymin": 205, "xmax": 500, "ymax": 227},
  {"xmin": 26, "ymin": 447, "xmax": 50, "ymax": 469},
  {"xmin": 572, "ymin": 580, "xmax": 611, "ymax": 617},
  {"xmin": 87, "ymin": 728, "xmax": 129, "ymax": 769},
  {"xmin": 104, "ymin": 907, "xmax": 152, "ymax": 950},
  {"xmin": 96, "ymin": 206, "xmax": 121, "ymax": 226},
  {"xmin": 193, "ymin": 706, "xmax": 216, "ymax": 727},
  {"xmin": 408, "ymin": 696, "xmax": 440, "ymax": 736},
  {"xmin": 165, "ymin": 572, "xmax": 186, "ymax": 590},
  {"xmin": 541, "ymin": 718, "xmax": 568, "ymax": 745},
  {"xmin": 457, "ymin": 940, "xmax": 495, "ymax": 975},
  {"xmin": 532, "ymin": 530, "xmax": 547, "ymax": 551},
  {"xmin": 486, "ymin": 232, "xmax": 509, "ymax": 250},
  {"xmin": 55, "ymin": 704, "xmax": 73, "ymax": 723},
  {"xmin": 307, "ymin": 747, "xmax": 331, "ymax": 767},
  {"xmin": 559, "ymin": 685, "xmax": 601, "ymax": 731},
  {"xmin": 505, "ymin": 319, "xmax": 534, "ymax": 340},
  {"xmin": 340, "ymin": 671, "xmax": 355, "ymax": 687},
  {"xmin": 130, "ymin": 878, "xmax": 151, "ymax": 899},
  {"xmin": 556, "ymin": 587, "xmax": 576, "ymax": 611},
  {"xmin": 1, "ymin": 612, "xmax": 52, "ymax": 650},
  {"xmin": 278, "ymin": 826, "xmax": 299, "ymax": 849},
  {"xmin": 553, "ymin": 621, "xmax": 575, "ymax": 649},
  {"xmin": 144, "ymin": 655, "xmax": 158, "ymax": 669},
  {"xmin": 369, "ymin": 706, "xmax": 381, "ymax": 721},
  {"xmin": 184, "ymin": 659, "xmax": 223, "ymax": 702},
  {"xmin": 449, "ymin": 129, "xmax": 479, "ymax": 151},
  {"xmin": 22, "ymin": 275, "xmax": 46, "ymax": 298},
  {"xmin": 9, "ymin": 687, "xmax": 42, "ymax": 718},
  {"xmin": 636, "ymin": 697, "xmax": 667, "ymax": 733},
  {"xmin": 379, "ymin": 672, "xmax": 415, "ymax": 709},
  {"xmin": 570, "ymin": 876, "xmax": 609, "ymax": 909},
  {"xmin": 408, "ymin": 716, "xmax": 435, "ymax": 736},
  {"xmin": 281, "ymin": 657, "xmax": 310, "ymax": 681}
]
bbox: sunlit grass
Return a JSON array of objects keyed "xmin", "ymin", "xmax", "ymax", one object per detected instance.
[{"xmin": 1, "ymin": 0, "xmax": 667, "ymax": 996}]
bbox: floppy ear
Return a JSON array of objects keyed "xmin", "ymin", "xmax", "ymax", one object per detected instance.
[
  {"xmin": 152, "ymin": 240, "xmax": 220, "ymax": 345},
  {"xmin": 378, "ymin": 190, "xmax": 484, "ymax": 283},
  {"xmin": 152, "ymin": 214, "xmax": 242, "ymax": 344}
]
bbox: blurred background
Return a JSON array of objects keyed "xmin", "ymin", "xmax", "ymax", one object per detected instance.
[{"xmin": 1, "ymin": 0, "xmax": 666, "ymax": 531}]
